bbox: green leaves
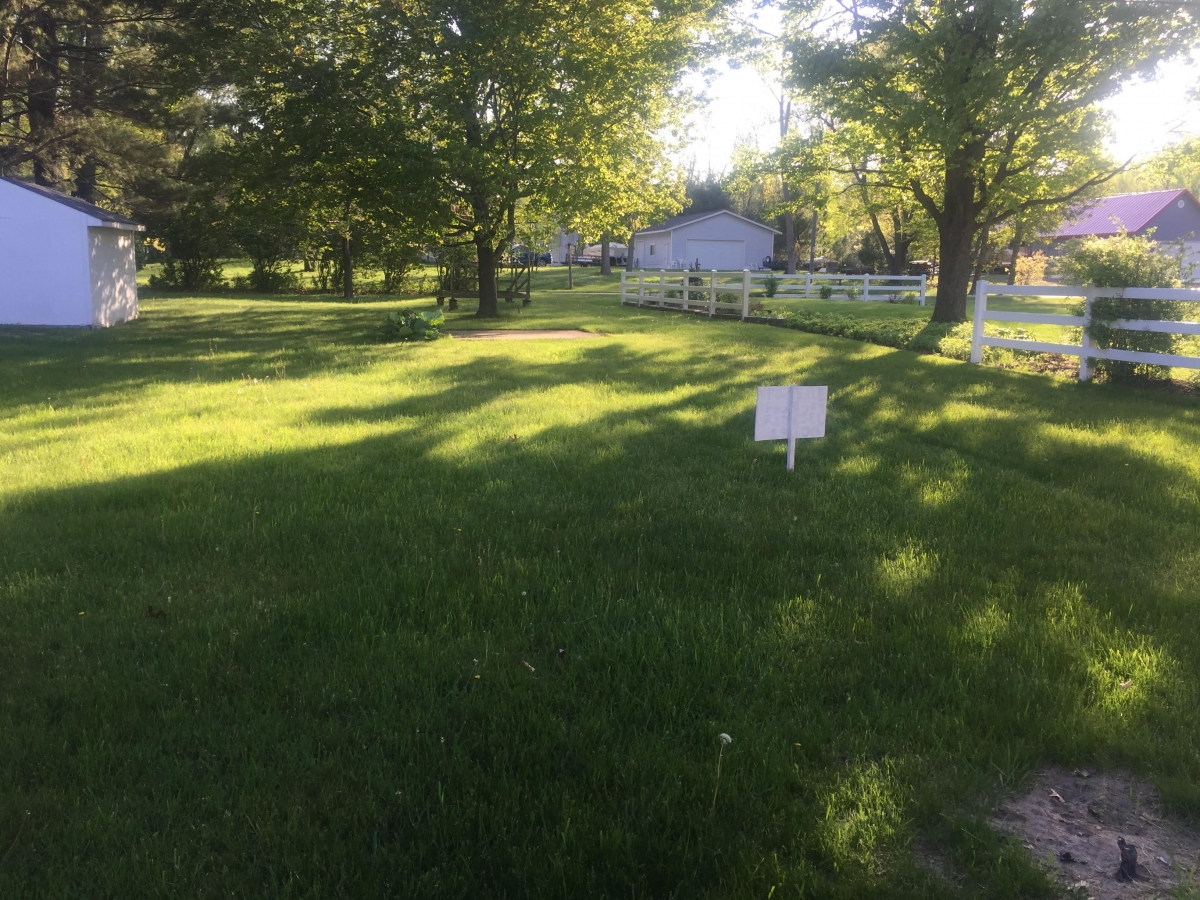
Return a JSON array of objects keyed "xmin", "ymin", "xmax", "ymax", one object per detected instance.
[{"xmin": 382, "ymin": 309, "xmax": 449, "ymax": 342}]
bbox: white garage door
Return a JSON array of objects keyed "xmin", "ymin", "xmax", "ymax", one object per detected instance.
[{"xmin": 684, "ymin": 239, "xmax": 745, "ymax": 271}]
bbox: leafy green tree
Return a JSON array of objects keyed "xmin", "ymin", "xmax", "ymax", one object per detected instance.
[
  {"xmin": 791, "ymin": 0, "xmax": 1200, "ymax": 322},
  {"xmin": 402, "ymin": 0, "xmax": 723, "ymax": 316}
]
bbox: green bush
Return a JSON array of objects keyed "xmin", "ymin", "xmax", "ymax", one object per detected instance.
[
  {"xmin": 381, "ymin": 309, "xmax": 448, "ymax": 342},
  {"xmin": 763, "ymin": 275, "xmax": 781, "ymax": 298},
  {"xmin": 818, "ymin": 284, "xmax": 834, "ymax": 300},
  {"xmin": 231, "ymin": 269, "xmax": 302, "ymax": 293},
  {"xmin": 1059, "ymin": 233, "xmax": 1185, "ymax": 383}
]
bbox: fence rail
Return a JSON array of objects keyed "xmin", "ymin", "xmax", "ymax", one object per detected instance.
[
  {"xmin": 619, "ymin": 269, "xmax": 927, "ymax": 314},
  {"xmin": 970, "ymin": 280, "xmax": 1200, "ymax": 381}
]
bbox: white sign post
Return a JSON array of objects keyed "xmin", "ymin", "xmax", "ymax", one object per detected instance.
[{"xmin": 754, "ymin": 386, "xmax": 828, "ymax": 470}]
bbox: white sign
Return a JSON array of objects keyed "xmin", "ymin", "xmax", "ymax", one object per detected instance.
[{"xmin": 754, "ymin": 385, "xmax": 828, "ymax": 470}]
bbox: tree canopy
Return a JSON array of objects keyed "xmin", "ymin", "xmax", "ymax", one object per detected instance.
[{"xmin": 790, "ymin": 0, "xmax": 1200, "ymax": 321}]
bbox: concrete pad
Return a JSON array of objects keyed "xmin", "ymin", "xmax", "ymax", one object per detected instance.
[{"xmin": 450, "ymin": 329, "xmax": 602, "ymax": 340}]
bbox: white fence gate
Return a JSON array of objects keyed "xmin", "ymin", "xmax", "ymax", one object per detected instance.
[
  {"xmin": 620, "ymin": 269, "xmax": 927, "ymax": 315},
  {"xmin": 970, "ymin": 280, "xmax": 1200, "ymax": 381}
]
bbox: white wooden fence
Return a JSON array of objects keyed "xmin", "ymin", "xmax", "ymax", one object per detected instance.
[
  {"xmin": 971, "ymin": 280, "xmax": 1200, "ymax": 381},
  {"xmin": 619, "ymin": 269, "xmax": 927, "ymax": 315}
]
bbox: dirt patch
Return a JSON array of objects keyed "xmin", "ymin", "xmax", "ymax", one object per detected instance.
[
  {"xmin": 992, "ymin": 767, "xmax": 1200, "ymax": 899},
  {"xmin": 449, "ymin": 329, "xmax": 601, "ymax": 340}
]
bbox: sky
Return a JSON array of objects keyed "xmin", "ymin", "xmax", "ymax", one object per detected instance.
[{"xmin": 681, "ymin": 33, "xmax": 1200, "ymax": 177}]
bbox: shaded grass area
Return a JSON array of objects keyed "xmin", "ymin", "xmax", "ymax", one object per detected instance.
[{"xmin": 2, "ymin": 295, "xmax": 1200, "ymax": 897}]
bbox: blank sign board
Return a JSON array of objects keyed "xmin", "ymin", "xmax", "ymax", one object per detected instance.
[
  {"xmin": 755, "ymin": 386, "xmax": 828, "ymax": 470},
  {"xmin": 755, "ymin": 386, "xmax": 827, "ymax": 440}
]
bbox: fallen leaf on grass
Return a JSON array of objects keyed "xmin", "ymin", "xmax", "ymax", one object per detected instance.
[
  {"xmin": 522, "ymin": 661, "xmax": 535, "ymax": 674},
  {"xmin": 1119, "ymin": 679, "xmax": 1133, "ymax": 691}
]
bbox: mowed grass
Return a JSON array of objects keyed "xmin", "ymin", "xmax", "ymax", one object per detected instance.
[{"xmin": 2, "ymin": 292, "xmax": 1200, "ymax": 898}]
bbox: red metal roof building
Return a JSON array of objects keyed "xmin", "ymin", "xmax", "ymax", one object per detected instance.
[{"xmin": 1049, "ymin": 189, "xmax": 1200, "ymax": 243}]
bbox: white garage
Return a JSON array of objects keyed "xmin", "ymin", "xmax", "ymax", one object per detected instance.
[
  {"xmin": 632, "ymin": 209, "xmax": 778, "ymax": 271},
  {"xmin": 0, "ymin": 177, "xmax": 143, "ymax": 327}
]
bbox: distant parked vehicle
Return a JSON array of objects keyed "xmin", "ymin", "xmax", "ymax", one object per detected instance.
[{"xmin": 907, "ymin": 260, "xmax": 937, "ymax": 276}]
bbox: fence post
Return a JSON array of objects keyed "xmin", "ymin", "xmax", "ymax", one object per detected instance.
[
  {"xmin": 620, "ymin": 269, "xmax": 626, "ymax": 304},
  {"xmin": 861, "ymin": 274, "xmax": 869, "ymax": 302},
  {"xmin": 919, "ymin": 274, "xmax": 927, "ymax": 306},
  {"xmin": 741, "ymin": 269, "xmax": 751, "ymax": 320},
  {"xmin": 970, "ymin": 279, "xmax": 988, "ymax": 364},
  {"xmin": 1079, "ymin": 288, "xmax": 1095, "ymax": 382},
  {"xmin": 709, "ymin": 270, "xmax": 717, "ymax": 316},
  {"xmin": 638, "ymin": 270, "xmax": 645, "ymax": 307}
]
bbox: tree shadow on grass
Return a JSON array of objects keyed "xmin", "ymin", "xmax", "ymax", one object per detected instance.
[{"xmin": 2, "ymin": 350, "xmax": 1199, "ymax": 897}]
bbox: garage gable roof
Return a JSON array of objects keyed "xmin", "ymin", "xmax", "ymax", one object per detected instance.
[
  {"xmin": 1, "ymin": 177, "xmax": 143, "ymax": 230},
  {"xmin": 636, "ymin": 209, "xmax": 780, "ymax": 236},
  {"xmin": 1049, "ymin": 189, "xmax": 1199, "ymax": 239}
]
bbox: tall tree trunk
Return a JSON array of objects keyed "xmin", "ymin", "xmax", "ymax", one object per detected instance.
[
  {"xmin": 783, "ymin": 204, "xmax": 796, "ymax": 275},
  {"xmin": 932, "ymin": 220, "xmax": 976, "ymax": 322},
  {"xmin": 600, "ymin": 239, "xmax": 611, "ymax": 276},
  {"xmin": 26, "ymin": 12, "xmax": 60, "ymax": 188},
  {"xmin": 341, "ymin": 234, "xmax": 353, "ymax": 300},
  {"xmin": 969, "ymin": 226, "xmax": 991, "ymax": 296},
  {"xmin": 889, "ymin": 238, "xmax": 912, "ymax": 276},
  {"xmin": 626, "ymin": 230, "xmax": 635, "ymax": 271},
  {"xmin": 930, "ymin": 168, "xmax": 981, "ymax": 321},
  {"xmin": 476, "ymin": 241, "xmax": 500, "ymax": 317},
  {"xmin": 74, "ymin": 157, "xmax": 97, "ymax": 203},
  {"xmin": 1006, "ymin": 224, "xmax": 1024, "ymax": 285},
  {"xmin": 778, "ymin": 95, "xmax": 796, "ymax": 274}
]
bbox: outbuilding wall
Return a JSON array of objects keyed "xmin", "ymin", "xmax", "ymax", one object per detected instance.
[
  {"xmin": 0, "ymin": 181, "xmax": 92, "ymax": 325},
  {"xmin": 1142, "ymin": 197, "xmax": 1200, "ymax": 243},
  {"xmin": 89, "ymin": 228, "xmax": 138, "ymax": 326},
  {"xmin": 633, "ymin": 212, "xmax": 775, "ymax": 270}
]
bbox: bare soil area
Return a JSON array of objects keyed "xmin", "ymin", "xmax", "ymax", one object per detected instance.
[
  {"xmin": 450, "ymin": 329, "xmax": 601, "ymax": 340},
  {"xmin": 991, "ymin": 767, "xmax": 1200, "ymax": 899}
]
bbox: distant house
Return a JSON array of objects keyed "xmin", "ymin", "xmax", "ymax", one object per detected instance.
[
  {"xmin": 632, "ymin": 210, "xmax": 779, "ymax": 271},
  {"xmin": 1046, "ymin": 190, "xmax": 1200, "ymax": 263},
  {"xmin": 0, "ymin": 177, "xmax": 143, "ymax": 327}
]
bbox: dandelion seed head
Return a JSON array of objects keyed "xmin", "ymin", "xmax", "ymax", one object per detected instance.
[{"xmin": 718, "ymin": 733, "xmax": 732, "ymax": 745}]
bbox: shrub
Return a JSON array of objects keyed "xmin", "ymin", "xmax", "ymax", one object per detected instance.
[
  {"xmin": 146, "ymin": 202, "xmax": 228, "ymax": 290},
  {"xmin": 763, "ymin": 275, "xmax": 781, "ymax": 298},
  {"xmin": 381, "ymin": 309, "xmax": 448, "ymax": 342},
  {"xmin": 232, "ymin": 269, "xmax": 302, "ymax": 293},
  {"xmin": 1014, "ymin": 251, "xmax": 1049, "ymax": 285},
  {"xmin": 818, "ymin": 284, "xmax": 834, "ymax": 300},
  {"xmin": 1059, "ymin": 234, "xmax": 1184, "ymax": 383},
  {"xmin": 777, "ymin": 309, "xmax": 973, "ymax": 360}
]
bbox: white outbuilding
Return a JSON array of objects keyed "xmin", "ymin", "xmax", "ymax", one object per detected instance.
[
  {"xmin": 632, "ymin": 210, "xmax": 779, "ymax": 271},
  {"xmin": 0, "ymin": 177, "xmax": 143, "ymax": 327}
]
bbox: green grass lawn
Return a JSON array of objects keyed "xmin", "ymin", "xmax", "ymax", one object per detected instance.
[{"xmin": 3, "ymin": 292, "xmax": 1200, "ymax": 897}]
